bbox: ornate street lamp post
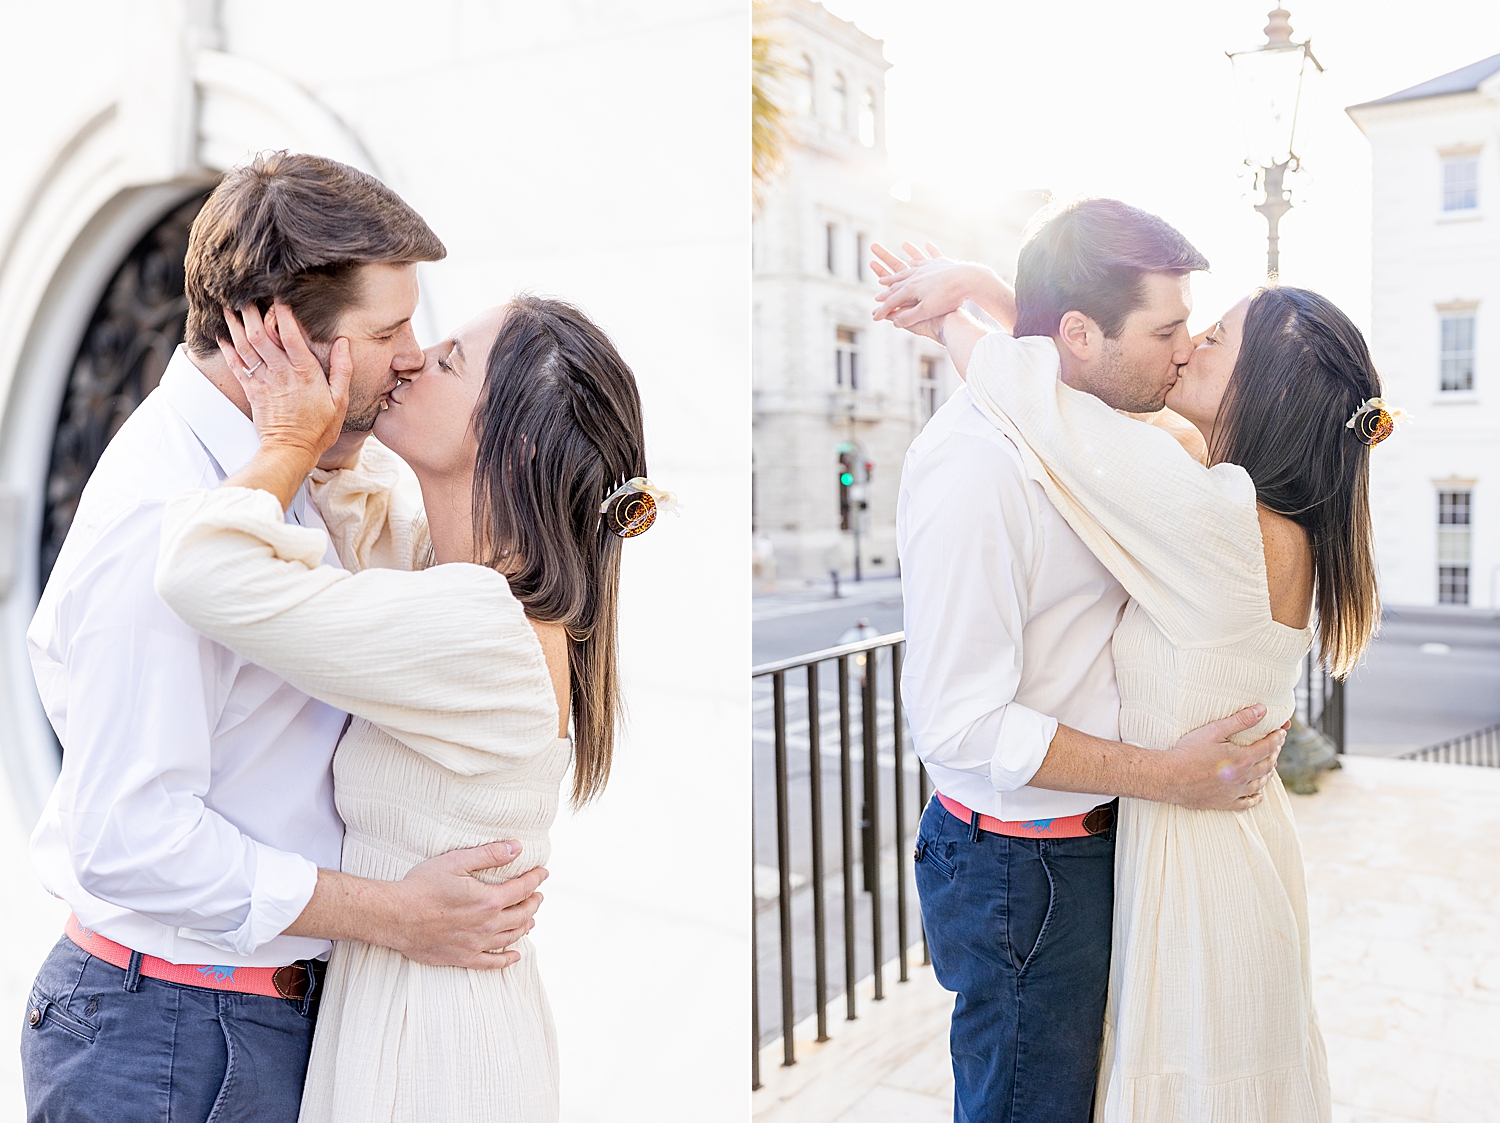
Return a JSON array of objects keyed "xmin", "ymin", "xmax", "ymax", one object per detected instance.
[{"xmin": 1228, "ymin": 7, "xmax": 1323, "ymax": 279}]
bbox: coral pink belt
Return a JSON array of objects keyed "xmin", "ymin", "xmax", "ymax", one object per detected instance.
[
  {"xmin": 64, "ymin": 914, "xmax": 320, "ymax": 1001},
  {"xmin": 937, "ymin": 793, "xmax": 1115, "ymax": 839}
]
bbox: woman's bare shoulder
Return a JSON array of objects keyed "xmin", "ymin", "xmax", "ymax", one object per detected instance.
[{"xmin": 1257, "ymin": 505, "xmax": 1313, "ymax": 628}]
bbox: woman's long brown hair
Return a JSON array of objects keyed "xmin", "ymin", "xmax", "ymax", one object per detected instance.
[
  {"xmin": 471, "ymin": 296, "xmax": 647, "ymax": 803},
  {"xmin": 1208, "ymin": 286, "xmax": 1381, "ymax": 678}
]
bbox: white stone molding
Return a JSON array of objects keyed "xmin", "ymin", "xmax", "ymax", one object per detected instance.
[
  {"xmin": 193, "ymin": 49, "xmax": 378, "ymax": 179},
  {"xmin": 0, "ymin": 48, "xmax": 389, "ymax": 822}
]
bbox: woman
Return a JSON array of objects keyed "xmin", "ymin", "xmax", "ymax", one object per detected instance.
[
  {"xmin": 889, "ymin": 274, "xmax": 1384, "ymax": 1121},
  {"xmin": 154, "ymin": 295, "xmax": 661, "ymax": 1122}
]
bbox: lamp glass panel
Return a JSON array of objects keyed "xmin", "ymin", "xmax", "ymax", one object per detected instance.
[{"xmin": 1230, "ymin": 46, "xmax": 1308, "ymax": 167}]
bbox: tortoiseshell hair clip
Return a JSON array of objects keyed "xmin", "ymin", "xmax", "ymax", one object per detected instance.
[
  {"xmin": 1345, "ymin": 398, "xmax": 1407, "ymax": 448},
  {"xmin": 599, "ymin": 478, "xmax": 681, "ymax": 538}
]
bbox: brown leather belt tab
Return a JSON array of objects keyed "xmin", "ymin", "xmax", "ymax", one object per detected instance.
[
  {"xmin": 272, "ymin": 962, "xmax": 319, "ymax": 1001},
  {"xmin": 1082, "ymin": 803, "xmax": 1115, "ymax": 836}
]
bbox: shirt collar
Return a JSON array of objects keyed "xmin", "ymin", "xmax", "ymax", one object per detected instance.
[{"xmin": 157, "ymin": 346, "xmax": 262, "ymax": 477}]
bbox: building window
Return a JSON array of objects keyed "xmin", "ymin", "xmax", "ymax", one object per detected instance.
[
  {"xmin": 797, "ymin": 55, "xmax": 815, "ymax": 116},
  {"xmin": 1440, "ymin": 314, "xmax": 1476, "ymax": 392},
  {"xmin": 825, "ymin": 223, "xmax": 837, "ymax": 274},
  {"xmin": 836, "ymin": 327, "xmax": 860, "ymax": 390},
  {"xmin": 858, "ymin": 88, "xmax": 877, "ymax": 147},
  {"xmin": 855, "ymin": 233, "xmax": 866, "ymax": 281},
  {"xmin": 1443, "ymin": 156, "xmax": 1479, "ymax": 212},
  {"xmin": 919, "ymin": 356, "xmax": 940, "ymax": 419},
  {"xmin": 832, "ymin": 72, "xmax": 848, "ymax": 132},
  {"xmin": 1438, "ymin": 489, "xmax": 1472, "ymax": 605}
]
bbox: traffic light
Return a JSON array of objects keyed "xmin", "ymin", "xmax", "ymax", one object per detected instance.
[{"xmin": 837, "ymin": 450, "xmax": 855, "ymax": 531}]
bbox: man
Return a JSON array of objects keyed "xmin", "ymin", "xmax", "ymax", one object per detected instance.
[
  {"xmin": 869, "ymin": 198, "xmax": 1288, "ymax": 1123},
  {"xmin": 23, "ymin": 152, "xmax": 544, "ymax": 1121}
]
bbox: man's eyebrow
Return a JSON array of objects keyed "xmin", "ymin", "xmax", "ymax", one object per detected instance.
[
  {"xmin": 1154, "ymin": 317, "xmax": 1188, "ymax": 331},
  {"xmin": 373, "ymin": 315, "xmax": 411, "ymax": 335}
]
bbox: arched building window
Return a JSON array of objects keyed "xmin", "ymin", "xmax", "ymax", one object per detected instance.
[
  {"xmin": 832, "ymin": 72, "xmax": 849, "ymax": 132},
  {"xmin": 42, "ymin": 193, "xmax": 211, "ymax": 584},
  {"xmin": 858, "ymin": 88, "xmax": 876, "ymax": 147},
  {"xmin": 797, "ymin": 54, "xmax": 815, "ymax": 116}
]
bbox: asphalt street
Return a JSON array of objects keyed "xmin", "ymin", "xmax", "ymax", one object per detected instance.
[
  {"xmin": 754, "ymin": 578, "xmax": 1500, "ymax": 751},
  {"xmin": 752, "ymin": 576, "xmax": 906, "ymax": 667}
]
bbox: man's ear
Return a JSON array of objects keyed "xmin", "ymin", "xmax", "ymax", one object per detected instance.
[
  {"xmin": 1055, "ymin": 310, "xmax": 1099, "ymax": 365},
  {"xmin": 262, "ymin": 306, "xmax": 283, "ymax": 349}
]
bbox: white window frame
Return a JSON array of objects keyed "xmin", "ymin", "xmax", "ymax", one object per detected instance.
[
  {"xmin": 919, "ymin": 356, "xmax": 941, "ymax": 420},
  {"xmin": 835, "ymin": 327, "xmax": 860, "ymax": 390},
  {"xmin": 1437, "ymin": 488, "xmax": 1473, "ymax": 605},
  {"xmin": 1442, "ymin": 155, "xmax": 1480, "ymax": 213},
  {"xmin": 1439, "ymin": 312, "xmax": 1476, "ymax": 394}
]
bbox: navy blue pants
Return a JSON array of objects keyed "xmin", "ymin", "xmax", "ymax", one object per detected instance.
[
  {"xmin": 914, "ymin": 796, "xmax": 1115, "ymax": 1123},
  {"xmin": 21, "ymin": 936, "xmax": 317, "ymax": 1123}
]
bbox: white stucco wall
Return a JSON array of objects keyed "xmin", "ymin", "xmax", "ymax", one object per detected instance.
[
  {"xmin": 0, "ymin": 3, "xmax": 749, "ymax": 1119},
  {"xmin": 1350, "ymin": 75, "xmax": 1500, "ymax": 609},
  {"xmin": 752, "ymin": 0, "xmax": 1026, "ymax": 584}
]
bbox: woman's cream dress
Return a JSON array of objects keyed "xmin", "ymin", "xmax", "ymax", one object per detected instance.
[
  {"xmin": 155, "ymin": 443, "xmax": 568, "ymax": 1123},
  {"xmin": 963, "ymin": 332, "xmax": 1331, "ymax": 1123}
]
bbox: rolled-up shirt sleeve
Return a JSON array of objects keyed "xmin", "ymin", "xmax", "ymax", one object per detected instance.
[
  {"xmin": 896, "ymin": 427, "xmax": 1059, "ymax": 793},
  {"xmin": 42, "ymin": 502, "xmax": 318, "ymax": 956}
]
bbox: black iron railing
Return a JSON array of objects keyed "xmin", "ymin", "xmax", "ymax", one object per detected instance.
[
  {"xmin": 1401, "ymin": 722, "xmax": 1500, "ymax": 767},
  {"xmin": 1297, "ymin": 652, "xmax": 1345, "ymax": 752},
  {"xmin": 751, "ymin": 631, "xmax": 926, "ymax": 1089},
  {"xmin": 749, "ymin": 633, "xmax": 1350, "ymax": 1090}
]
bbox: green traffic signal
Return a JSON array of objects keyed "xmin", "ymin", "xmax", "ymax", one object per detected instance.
[{"xmin": 839, "ymin": 472, "xmax": 854, "ymax": 486}]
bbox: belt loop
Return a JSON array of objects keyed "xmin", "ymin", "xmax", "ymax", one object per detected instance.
[
  {"xmin": 296, "ymin": 960, "xmax": 319, "ymax": 1018},
  {"xmin": 968, "ymin": 810, "xmax": 983, "ymax": 844},
  {"xmin": 123, "ymin": 950, "xmax": 143, "ymax": 993},
  {"xmin": 1106, "ymin": 798, "xmax": 1119, "ymax": 842}
]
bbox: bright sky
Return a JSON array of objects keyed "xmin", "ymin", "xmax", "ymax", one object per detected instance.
[{"xmin": 819, "ymin": 0, "xmax": 1500, "ymax": 335}]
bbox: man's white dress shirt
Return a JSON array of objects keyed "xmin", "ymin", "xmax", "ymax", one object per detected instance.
[
  {"xmin": 897, "ymin": 386, "xmax": 1129, "ymax": 822},
  {"xmin": 29, "ymin": 346, "xmax": 347, "ymax": 967}
]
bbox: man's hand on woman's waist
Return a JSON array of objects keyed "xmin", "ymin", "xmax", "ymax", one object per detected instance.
[
  {"xmin": 1030, "ymin": 704, "xmax": 1287, "ymax": 812},
  {"xmin": 283, "ymin": 839, "xmax": 547, "ymax": 969}
]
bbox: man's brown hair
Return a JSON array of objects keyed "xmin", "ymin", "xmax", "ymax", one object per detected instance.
[
  {"xmin": 1013, "ymin": 196, "xmax": 1208, "ymax": 340},
  {"xmin": 183, "ymin": 151, "xmax": 446, "ymax": 357}
]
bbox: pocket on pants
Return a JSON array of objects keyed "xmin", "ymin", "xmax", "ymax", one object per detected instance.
[
  {"xmin": 25, "ymin": 986, "xmax": 99, "ymax": 1045},
  {"xmin": 913, "ymin": 801, "xmax": 958, "ymax": 881}
]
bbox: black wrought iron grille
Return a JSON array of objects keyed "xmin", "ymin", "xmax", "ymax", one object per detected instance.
[
  {"xmin": 751, "ymin": 630, "xmax": 926, "ymax": 1090},
  {"xmin": 1402, "ymin": 722, "xmax": 1500, "ymax": 767},
  {"xmin": 41, "ymin": 192, "xmax": 211, "ymax": 586},
  {"xmin": 1297, "ymin": 651, "xmax": 1345, "ymax": 752}
]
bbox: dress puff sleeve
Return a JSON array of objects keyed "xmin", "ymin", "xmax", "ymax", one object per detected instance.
[
  {"xmin": 154, "ymin": 487, "xmax": 558, "ymax": 776},
  {"xmin": 963, "ymin": 331, "xmax": 1269, "ymax": 648},
  {"xmin": 307, "ymin": 438, "xmax": 431, "ymax": 574}
]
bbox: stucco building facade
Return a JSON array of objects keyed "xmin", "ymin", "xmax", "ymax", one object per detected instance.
[
  {"xmin": 1349, "ymin": 53, "xmax": 1500, "ymax": 608},
  {"xmin": 0, "ymin": 4, "xmax": 749, "ymax": 1118},
  {"xmin": 752, "ymin": 0, "xmax": 1033, "ymax": 584}
]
